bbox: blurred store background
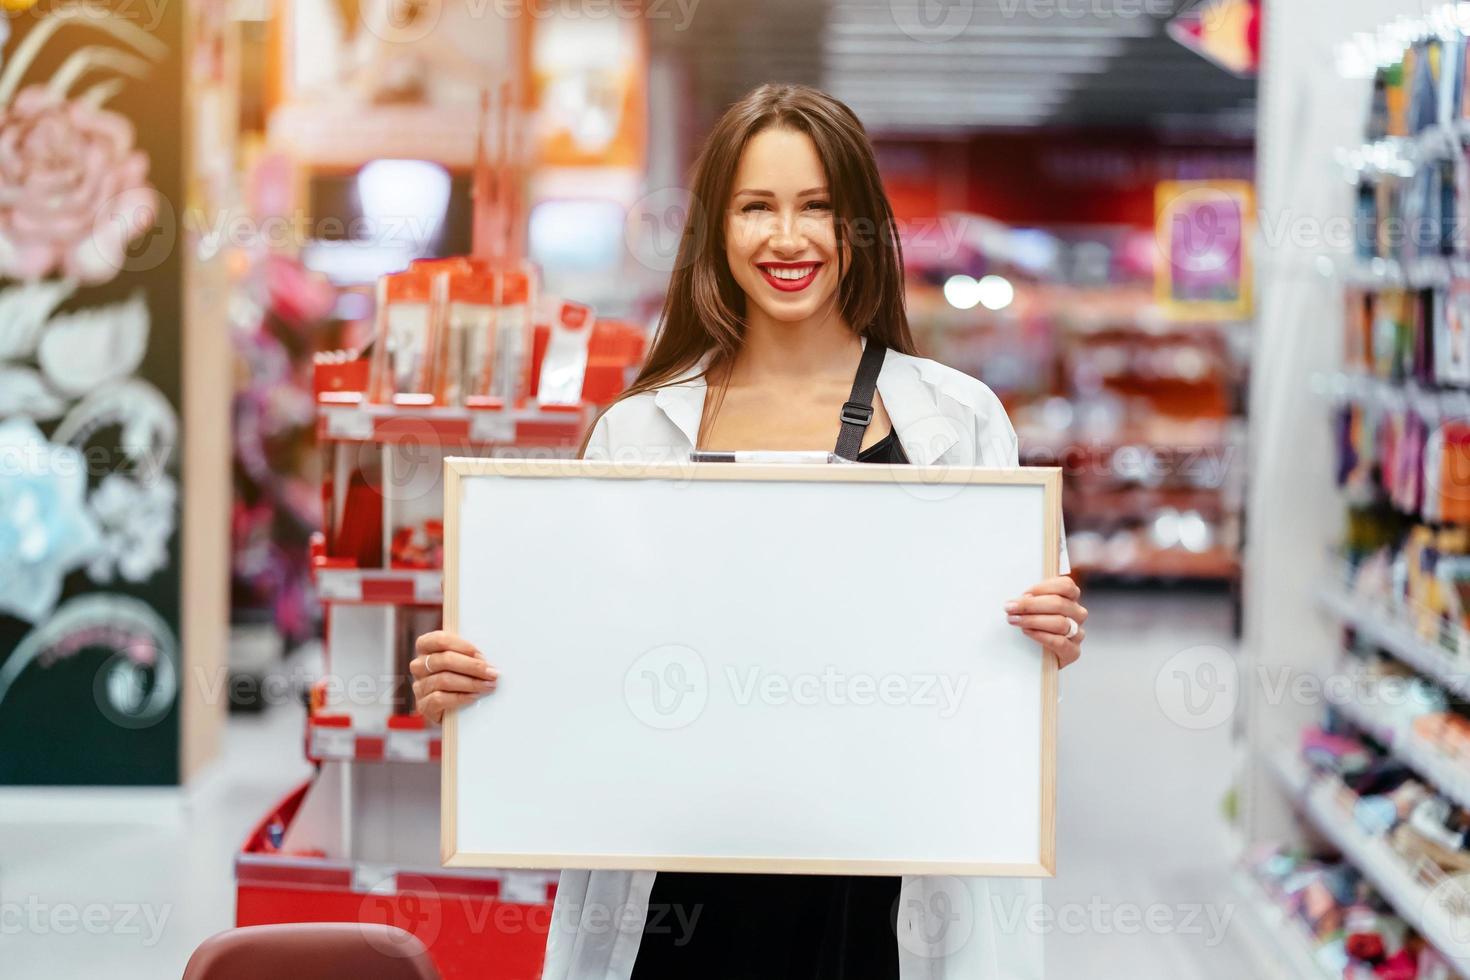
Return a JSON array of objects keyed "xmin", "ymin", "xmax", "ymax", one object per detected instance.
[{"xmin": 16, "ymin": 0, "xmax": 1470, "ymax": 978}]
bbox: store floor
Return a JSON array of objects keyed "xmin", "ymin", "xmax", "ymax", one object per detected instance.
[{"xmin": 0, "ymin": 589, "xmax": 1263, "ymax": 979}]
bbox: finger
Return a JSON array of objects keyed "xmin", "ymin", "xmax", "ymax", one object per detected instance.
[
  {"xmin": 1007, "ymin": 613, "xmax": 1075, "ymax": 636},
  {"xmin": 1006, "ymin": 594, "xmax": 1085, "ymax": 621},
  {"xmin": 423, "ymin": 671, "xmax": 497, "ymax": 696},
  {"xmin": 1021, "ymin": 628, "xmax": 1062, "ymax": 658},
  {"xmin": 423, "ymin": 651, "xmax": 498, "ymax": 681},
  {"xmin": 1023, "ymin": 629, "xmax": 1082, "ymax": 669},
  {"xmin": 418, "ymin": 690, "xmax": 483, "ymax": 723},
  {"xmin": 409, "ymin": 656, "xmax": 427, "ymax": 680},
  {"xmin": 1024, "ymin": 576, "xmax": 1081, "ymax": 601},
  {"xmin": 415, "ymin": 630, "xmax": 481, "ymax": 658}
]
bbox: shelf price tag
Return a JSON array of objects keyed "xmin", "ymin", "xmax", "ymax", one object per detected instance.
[
  {"xmin": 311, "ymin": 725, "xmax": 357, "ymax": 759},
  {"xmin": 386, "ymin": 728, "xmax": 432, "ymax": 763},
  {"xmin": 324, "ymin": 406, "xmax": 375, "ymax": 441},
  {"xmin": 469, "ymin": 411, "xmax": 515, "ymax": 444},
  {"xmin": 414, "ymin": 572, "xmax": 443, "ymax": 604},
  {"xmin": 500, "ymin": 870, "xmax": 550, "ymax": 904},
  {"xmin": 316, "ymin": 571, "xmax": 362, "ymax": 602}
]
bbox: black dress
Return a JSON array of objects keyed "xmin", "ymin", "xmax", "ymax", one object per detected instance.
[
  {"xmin": 632, "ymin": 429, "xmax": 907, "ymax": 980},
  {"xmin": 634, "ymin": 344, "xmax": 908, "ymax": 980}
]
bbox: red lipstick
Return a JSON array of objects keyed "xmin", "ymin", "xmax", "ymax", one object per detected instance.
[{"xmin": 756, "ymin": 261, "xmax": 822, "ymax": 293}]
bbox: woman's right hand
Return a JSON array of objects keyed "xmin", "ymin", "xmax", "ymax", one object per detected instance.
[{"xmin": 409, "ymin": 630, "xmax": 499, "ymax": 725}]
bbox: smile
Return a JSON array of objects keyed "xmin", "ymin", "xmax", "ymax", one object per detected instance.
[{"xmin": 757, "ymin": 262, "xmax": 822, "ymax": 293}]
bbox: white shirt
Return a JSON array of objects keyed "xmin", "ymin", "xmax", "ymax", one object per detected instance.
[{"xmin": 545, "ymin": 347, "xmax": 1052, "ymax": 980}]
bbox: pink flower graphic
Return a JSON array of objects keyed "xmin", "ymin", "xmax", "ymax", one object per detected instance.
[{"xmin": 0, "ymin": 85, "xmax": 158, "ymax": 285}]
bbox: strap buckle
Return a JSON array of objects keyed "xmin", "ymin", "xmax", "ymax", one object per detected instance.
[{"xmin": 840, "ymin": 401, "xmax": 874, "ymax": 427}]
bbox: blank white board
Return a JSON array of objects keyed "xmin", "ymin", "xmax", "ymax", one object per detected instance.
[{"xmin": 442, "ymin": 459, "xmax": 1060, "ymax": 876}]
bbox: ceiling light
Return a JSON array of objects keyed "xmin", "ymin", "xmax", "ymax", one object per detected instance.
[
  {"xmin": 944, "ymin": 274, "xmax": 982, "ymax": 310},
  {"xmin": 977, "ymin": 275, "xmax": 1016, "ymax": 311}
]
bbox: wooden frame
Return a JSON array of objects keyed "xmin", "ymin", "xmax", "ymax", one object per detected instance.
[{"xmin": 442, "ymin": 458, "xmax": 1061, "ymax": 876}]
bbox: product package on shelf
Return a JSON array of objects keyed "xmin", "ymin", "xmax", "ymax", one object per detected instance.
[
  {"xmin": 363, "ymin": 256, "xmax": 544, "ymax": 410},
  {"xmin": 1333, "ymin": 388, "xmax": 1470, "ymax": 522},
  {"xmin": 536, "ymin": 300, "xmax": 595, "ymax": 405},
  {"xmin": 1446, "ymin": 35, "xmax": 1468, "ymax": 123},
  {"xmin": 495, "ymin": 266, "xmax": 536, "ymax": 405},
  {"xmin": 1330, "ymin": 510, "xmax": 1470, "ymax": 659},
  {"xmin": 433, "ymin": 268, "xmax": 497, "ymax": 408},
  {"xmin": 1410, "ymin": 38, "xmax": 1443, "ymax": 137},
  {"xmin": 368, "ymin": 271, "xmax": 436, "ymax": 405}
]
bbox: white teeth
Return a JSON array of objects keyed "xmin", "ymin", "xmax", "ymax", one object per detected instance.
[{"xmin": 765, "ymin": 266, "xmax": 815, "ymax": 281}]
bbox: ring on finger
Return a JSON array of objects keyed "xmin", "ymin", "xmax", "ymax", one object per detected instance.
[
  {"xmin": 1064, "ymin": 617, "xmax": 1079, "ymax": 639},
  {"xmin": 426, "ymin": 653, "xmax": 437, "ymax": 674}
]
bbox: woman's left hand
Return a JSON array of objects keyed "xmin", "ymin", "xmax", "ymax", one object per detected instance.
[{"xmin": 1006, "ymin": 576, "xmax": 1085, "ymax": 669}]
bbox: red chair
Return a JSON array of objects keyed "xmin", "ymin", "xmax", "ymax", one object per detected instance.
[{"xmin": 182, "ymin": 922, "xmax": 441, "ymax": 980}]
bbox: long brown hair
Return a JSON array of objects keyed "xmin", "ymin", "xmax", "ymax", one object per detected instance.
[{"xmin": 580, "ymin": 83, "xmax": 916, "ymax": 453}]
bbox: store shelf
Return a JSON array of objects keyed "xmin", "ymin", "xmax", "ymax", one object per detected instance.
[
  {"xmin": 1343, "ymin": 255, "xmax": 1466, "ymax": 291},
  {"xmin": 1318, "ymin": 371, "xmax": 1470, "ymax": 419},
  {"xmin": 1073, "ymin": 547, "xmax": 1238, "ymax": 581},
  {"xmin": 317, "ymin": 396, "xmax": 593, "ymax": 448},
  {"xmin": 308, "ymin": 716, "xmax": 441, "ymax": 764},
  {"xmin": 238, "ymin": 851, "xmax": 555, "ymax": 902},
  {"xmin": 314, "ymin": 566, "xmax": 442, "ymax": 605},
  {"xmin": 1333, "ymin": 690, "xmax": 1470, "ymax": 812},
  {"xmin": 1230, "ymin": 870, "xmax": 1332, "ymax": 980},
  {"xmin": 1316, "ymin": 582, "xmax": 1470, "ymax": 699},
  {"xmin": 1344, "ymin": 124, "xmax": 1470, "ymax": 179},
  {"xmin": 1066, "ymin": 486, "xmax": 1232, "ymax": 521},
  {"xmin": 268, "ymin": 102, "xmax": 487, "ymax": 169},
  {"xmin": 1267, "ymin": 747, "xmax": 1470, "ymax": 979}
]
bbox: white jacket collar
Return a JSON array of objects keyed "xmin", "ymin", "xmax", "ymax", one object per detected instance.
[{"xmin": 649, "ymin": 342, "xmax": 960, "ymax": 465}]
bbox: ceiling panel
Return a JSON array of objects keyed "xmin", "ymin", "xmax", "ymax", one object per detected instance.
[{"xmin": 649, "ymin": 0, "xmax": 1256, "ymax": 134}]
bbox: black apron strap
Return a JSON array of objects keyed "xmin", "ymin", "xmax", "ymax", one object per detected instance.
[{"xmin": 833, "ymin": 341, "xmax": 887, "ymax": 461}]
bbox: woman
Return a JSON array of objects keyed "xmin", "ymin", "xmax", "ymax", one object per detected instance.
[{"xmin": 411, "ymin": 83, "xmax": 1085, "ymax": 980}]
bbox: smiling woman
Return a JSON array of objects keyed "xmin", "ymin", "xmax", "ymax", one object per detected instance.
[
  {"xmin": 414, "ymin": 82, "xmax": 1083, "ymax": 980},
  {"xmin": 606, "ymin": 83, "xmax": 916, "ymax": 426}
]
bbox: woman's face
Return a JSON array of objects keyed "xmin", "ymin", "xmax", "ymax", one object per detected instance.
[{"xmin": 724, "ymin": 127, "xmax": 844, "ymax": 325}]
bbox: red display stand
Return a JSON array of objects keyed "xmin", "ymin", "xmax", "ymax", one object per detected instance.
[
  {"xmin": 233, "ymin": 332, "xmax": 641, "ymax": 977},
  {"xmin": 236, "ymin": 783, "xmax": 558, "ymax": 979}
]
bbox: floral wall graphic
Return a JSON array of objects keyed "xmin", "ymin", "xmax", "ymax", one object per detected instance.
[{"xmin": 0, "ymin": 0, "xmax": 185, "ymax": 784}]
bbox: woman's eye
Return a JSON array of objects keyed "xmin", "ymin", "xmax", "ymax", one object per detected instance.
[
  {"xmin": 806, "ymin": 201, "xmax": 832, "ymax": 212},
  {"xmin": 741, "ymin": 202, "xmax": 769, "ymax": 213}
]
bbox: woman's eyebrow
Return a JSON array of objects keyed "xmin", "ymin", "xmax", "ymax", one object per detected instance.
[{"xmin": 732, "ymin": 187, "xmax": 830, "ymax": 198}]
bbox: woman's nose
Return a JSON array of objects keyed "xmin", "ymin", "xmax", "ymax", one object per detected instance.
[{"xmin": 768, "ymin": 210, "xmax": 805, "ymax": 253}]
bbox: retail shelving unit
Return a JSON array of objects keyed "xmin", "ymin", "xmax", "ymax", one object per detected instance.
[
  {"xmin": 1240, "ymin": 4, "xmax": 1470, "ymax": 976},
  {"xmin": 1266, "ymin": 749, "xmax": 1470, "ymax": 979},
  {"xmin": 233, "ymin": 380, "xmax": 595, "ymax": 979},
  {"xmin": 1230, "ymin": 870, "xmax": 1335, "ymax": 980},
  {"xmin": 1049, "ymin": 313, "xmax": 1249, "ymax": 587},
  {"xmin": 912, "ymin": 262, "xmax": 1249, "ymax": 587},
  {"xmin": 1316, "ymin": 575, "xmax": 1470, "ymax": 700}
]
